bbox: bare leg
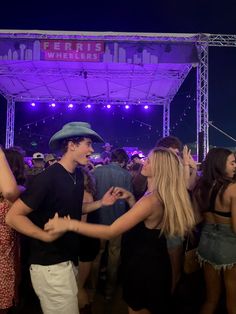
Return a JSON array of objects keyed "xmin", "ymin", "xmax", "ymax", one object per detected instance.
[
  {"xmin": 128, "ymin": 307, "xmax": 151, "ymax": 314},
  {"xmin": 223, "ymin": 265, "xmax": 236, "ymax": 314},
  {"xmin": 78, "ymin": 261, "xmax": 92, "ymax": 308},
  {"xmin": 200, "ymin": 263, "xmax": 221, "ymax": 314},
  {"xmin": 168, "ymin": 245, "xmax": 183, "ymax": 293}
]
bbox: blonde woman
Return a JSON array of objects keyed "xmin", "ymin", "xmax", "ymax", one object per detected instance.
[{"xmin": 45, "ymin": 147, "xmax": 196, "ymax": 314}]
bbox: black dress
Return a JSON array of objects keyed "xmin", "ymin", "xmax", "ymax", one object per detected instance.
[{"xmin": 121, "ymin": 222, "xmax": 172, "ymax": 314}]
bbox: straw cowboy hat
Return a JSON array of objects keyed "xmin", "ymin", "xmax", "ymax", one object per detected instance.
[{"xmin": 49, "ymin": 122, "xmax": 104, "ymax": 151}]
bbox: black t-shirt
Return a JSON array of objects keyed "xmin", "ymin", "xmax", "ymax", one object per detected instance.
[{"xmin": 20, "ymin": 163, "xmax": 84, "ymax": 266}]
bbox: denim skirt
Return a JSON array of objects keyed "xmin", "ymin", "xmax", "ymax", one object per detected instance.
[{"xmin": 197, "ymin": 223, "xmax": 236, "ymax": 270}]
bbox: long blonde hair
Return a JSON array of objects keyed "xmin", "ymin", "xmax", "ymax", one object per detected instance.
[{"xmin": 150, "ymin": 147, "xmax": 195, "ymax": 237}]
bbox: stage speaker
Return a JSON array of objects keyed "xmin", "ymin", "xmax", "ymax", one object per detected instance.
[{"xmin": 198, "ymin": 131, "xmax": 204, "ymax": 163}]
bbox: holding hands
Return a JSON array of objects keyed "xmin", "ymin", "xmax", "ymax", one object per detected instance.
[
  {"xmin": 112, "ymin": 187, "xmax": 136, "ymax": 207},
  {"xmin": 44, "ymin": 213, "xmax": 72, "ymax": 239},
  {"xmin": 101, "ymin": 186, "xmax": 119, "ymax": 206},
  {"xmin": 44, "ymin": 187, "xmax": 136, "ymax": 239},
  {"xmin": 101, "ymin": 186, "xmax": 135, "ymax": 206}
]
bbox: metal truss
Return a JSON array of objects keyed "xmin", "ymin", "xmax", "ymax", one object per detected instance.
[
  {"xmin": 5, "ymin": 97, "xmax": 15, "ymax": 148},
  {"xmin": 1, "ymin": 30, "xmax": 233, "ymax": 45},
  {"xmin": 195, "ymin": 34, "xmax": 236, "ymax": 161},
  {"xmin": 203, "ymin": 34, "xmax": 236, "ymax": 47},
  {"xmin": 0, "ymin": 30, "xmax": 201, "ymax": 42},
  {"xmin": 3, "ymin": 96, "xmax": 167, "ymax": 106},
  {"xmin": 196, "ymin": 42, "xmax": 209, "ymax": 161},
  {"xmin": 163, "ymin": 101, "xmax": 170, "ymax": 137},
  {"xmin": 0, "ymin": 67, "xmax": 188, "ymax": 80}
]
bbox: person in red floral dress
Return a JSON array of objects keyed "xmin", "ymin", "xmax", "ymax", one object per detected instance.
[{"xmin": 0, "ymin": 147, "xmax": 25, "ymax": 313}]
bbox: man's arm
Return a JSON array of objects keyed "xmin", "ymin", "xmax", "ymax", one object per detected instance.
[
  {"xmin": 82, "ymin": 186, "xmax": 136, "ymax": 214},
  {"xmin": 6, "ymin": 198, "xmax": 59, "ymax": 242},
  {"xmin": 82, "ymin": 199, "xmax": 103, "ymax": 214},
  {"xmin": 82, "ymin": 186, "xmax": 117, "ymax": 214}
]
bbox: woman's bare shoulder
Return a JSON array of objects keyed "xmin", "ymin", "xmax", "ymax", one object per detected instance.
[
  {"xmin": 226, "ymin": 182, "xmax": 236, "ymax": 194},
  {"xmin": 140, "ymin": 191, "xmax": 162, "ymax": 207}
]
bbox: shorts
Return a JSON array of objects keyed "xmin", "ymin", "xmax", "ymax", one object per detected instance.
[
  {"xmin": 197, "ymin": 223, "xmax": 236, "ymax": 270},
  {"xmin": 30, "ymin": 261, "xmax": 79, "ymax": 314}
]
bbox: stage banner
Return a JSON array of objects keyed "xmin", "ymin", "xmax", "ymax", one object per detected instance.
[
  {"xmin": 0, "ymin": 38, "xmax": 199, "ymax": 64},
  {"xmin": 41, "ymin": 40, "xmax": 104, "ymax": 61}
]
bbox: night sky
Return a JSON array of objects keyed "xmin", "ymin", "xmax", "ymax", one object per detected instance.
[{"xmin": 0, "ymin": 0, "xmax": 236, "ymax": 155}]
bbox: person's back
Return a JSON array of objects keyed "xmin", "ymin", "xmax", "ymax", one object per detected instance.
[
  {"xmin": 93, "ymin": 148, "xmax": 133, "ymax": 300},
  {"xmin": 94, "ymin": 161, "xmax": 132, "ymax": 224}
]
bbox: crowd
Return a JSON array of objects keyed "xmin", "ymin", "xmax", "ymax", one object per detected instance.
[{"xmin": 0, "ymin": 121, "xmax": 236, "ymax": 314}]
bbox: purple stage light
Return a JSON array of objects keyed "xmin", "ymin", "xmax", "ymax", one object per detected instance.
[
  {"xmin": 50, "ymin": 103, "xmax": 56, "ymax": 107},
  {"xmin": 86, "ymin": 104, "xmax": 91, "ymax": 108},
  {"xmin": 31, "ymin": 102, "xmax": 36, "ymax": 107},
  {"xmin": 125, "ymin": 105, "xmax": 130, "ymax": 109},
  {"xmin": 106, "ymin": 104, "xmax": 111, "ymax": 109},
  {"xmin": 144, "ymin": 105, "xmax": 149, "ymax": 109},
  {"xmin": 68, "ymin": 103, "xmax": 74, "ymax": 109}
]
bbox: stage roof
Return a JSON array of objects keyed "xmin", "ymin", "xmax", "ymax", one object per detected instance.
[{"xmin": 0, "ymin": 30, "xmax": 200, "ymax": 106}]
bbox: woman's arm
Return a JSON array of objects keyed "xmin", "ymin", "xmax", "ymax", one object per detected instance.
[
  {"xmin": 45, "ymin": 194, "xmax": 157, "ymax": 240},
  {"xmin": 182, "ymin": 145, "xmax": 198, "ymax": 191},
  {"xmin": 0, "ymin": 147, "xmax": 20, "ymax": 202}
]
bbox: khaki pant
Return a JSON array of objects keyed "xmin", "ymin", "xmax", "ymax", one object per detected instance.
[{"xmin": 30, "ymin": 261, "xmax": 79, "ymax": 314}]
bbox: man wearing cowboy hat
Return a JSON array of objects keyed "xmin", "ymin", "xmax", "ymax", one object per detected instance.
[
  {"xmin": 101, "ymin": 142, "xmax": 113, "ymax": 163},
  {"xmin": 6, "ymin": 122, "xmax": 118, "ymax": 314}
]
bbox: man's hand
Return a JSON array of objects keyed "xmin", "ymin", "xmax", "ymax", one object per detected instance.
[{"xmin": 101, "ymin": 187, "xmax": 118, "ymax": 206}]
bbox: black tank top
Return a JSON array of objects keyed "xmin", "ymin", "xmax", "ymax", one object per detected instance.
[{"xmin": 208, "ymin": 182, "xmax": 231, "ymax": 218}]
